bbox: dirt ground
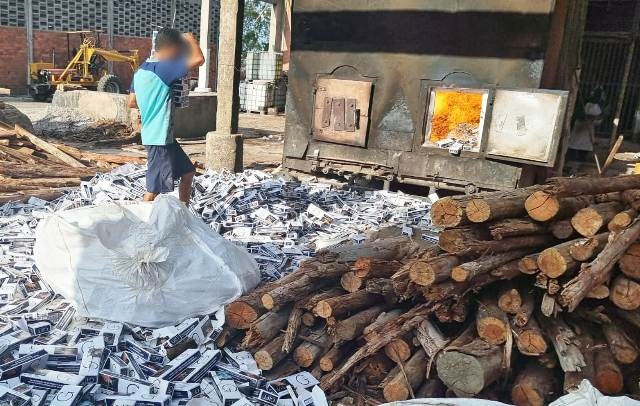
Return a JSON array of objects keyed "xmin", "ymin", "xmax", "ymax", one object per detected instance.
[{"xmin": 2, "ymin": 97, "xmax": 285, "ymax": 170}]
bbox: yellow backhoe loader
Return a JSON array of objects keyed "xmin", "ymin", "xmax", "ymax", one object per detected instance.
[{"xmin": 29, "ymin": 31, "xmax": 139, "ymax": 101}]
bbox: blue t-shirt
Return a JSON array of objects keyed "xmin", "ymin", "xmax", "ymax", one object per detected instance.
[{"xmin": 131, "ymin": 58, "xmax": 188, "ymax": 146}]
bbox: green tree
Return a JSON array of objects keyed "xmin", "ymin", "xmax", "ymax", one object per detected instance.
[{"xmin": 243, "ymin": 0, "xmax": 270, "ymax": 57}]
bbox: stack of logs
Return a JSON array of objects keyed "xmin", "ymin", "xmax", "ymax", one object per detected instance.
[
  {"xmin": 0, "ymin": 123, "xmax": 145, "ymax": 203},
  {"xmin": 225, "ymin": 174, "xmax": 640, "ymax": 405}
]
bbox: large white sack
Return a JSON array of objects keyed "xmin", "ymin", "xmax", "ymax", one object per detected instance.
[{"xmin": 34, "ymin": 195, "xmax": 260, "ymax": 327}]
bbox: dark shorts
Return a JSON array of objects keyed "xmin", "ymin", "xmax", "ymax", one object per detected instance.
[{"xmin": 145, "ymin": 143, "xmax": 195, "ymax": 193}]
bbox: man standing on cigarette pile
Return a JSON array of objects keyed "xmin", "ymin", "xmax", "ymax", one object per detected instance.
[{"xmin": 128, "ymin": 28, "xmax": 205, "ymax": 203}]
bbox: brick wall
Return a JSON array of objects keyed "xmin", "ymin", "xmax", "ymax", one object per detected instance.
[
  {"xmin": 0, "ymin": 27, "xmax": 217, "ymax": 94},
  {"xmin": 0, "ymin": 26, "xmax": 27, "ymax": 93}
]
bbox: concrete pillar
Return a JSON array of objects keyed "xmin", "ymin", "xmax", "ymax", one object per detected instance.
[
  {"xmin": 268, "ymin": 0, "xmax": 284, "ymax": 52},
  {"xmin": 106, "ymin": 0, "xmax": 114, "ymax": 73},
  {"xmin": 205, "ymin": 0, "xmax": 244, "ymax": 171},
  {"xmin": 25, "ymin": 0, "xmax": 33, "ymax": 86},
  {"xmin": 195, "ymin": 0, "xmax": 211, "ymax": 92}
]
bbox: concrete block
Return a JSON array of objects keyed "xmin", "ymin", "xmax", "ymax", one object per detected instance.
[
  {"xmin": 51, "ymin": 90, "xmax": 217, "ymax": 139},
  {"xmin": 51, "ymin": 90, "xmax": 131, "ymax": 123},
  {"xmin": 174, "ymin": 92, "xmax": 217, "ymax": 139}
]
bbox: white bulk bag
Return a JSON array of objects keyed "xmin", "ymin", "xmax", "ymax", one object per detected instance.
[{"xmin": 34, "ymin": 195, "xmax": 260, "ymax": 327}]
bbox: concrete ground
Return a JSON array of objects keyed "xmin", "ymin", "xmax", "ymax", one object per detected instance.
[{"xmin": 2, "ymin": 97, "xmax": 285, "ymax": 170}]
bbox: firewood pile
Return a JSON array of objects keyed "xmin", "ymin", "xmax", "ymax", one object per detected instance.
[
  {"xmin": 226, "ymin": 174, "xmax": 640, "ymax": 405},
  {"xmin": 0, "ymin": 122, "xmax": 145, "ymax": 203}
]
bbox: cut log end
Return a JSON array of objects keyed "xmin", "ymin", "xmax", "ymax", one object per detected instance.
[
  {"xmin": 517, "ymin": 330, "xmax": 548, "ymax": 356},
  {"xmin": 477, "ymin": 316, "xmax": 508, "ymax": 345},
  {"xmin": 261, "ymin": 294, "xmax": 276, "ymax": 310},
  {"xmin": 340, "ymin": 272, "xmax": 364, "ymax": 293},
  {"xmin": 451, "ymin": 266, "xmax": 470, "ymax": 283},
  {"xmin": 254, "ymin": 350, "xmax": 275, "ymax": 371},
  {"xmin": 409, "ymin": 261, "xmax": 436, "ymax": 286},
  {"xmin": 314, "ymin": 301, "xmax": 333, "ymax": 319},
  {"xmin": 525, "ymin": 191, "xmax": 560, "ymax": 222},
  {"xmin": 519, "ymin": 256, "xmax": 539, "ymax": 275},
  {"xmin": 225, "ymin": 302, "xmax": 260, "ymax": 329},
  {"xmin": 466, "ymin": 199, "xmax": 491, "ymax": 223},
  {"xmin": 538, "ymin": 249, "xmax": 569, "ymax": 279},
  {"xmin": 610, "ymin": 275, "xmax": 640, "ymax": 310},
  {"xmin": 384, "ymin": 338, "xmax": 412, "ymax": 363},
  {"xmin": 431, "ymin": 197, "xmax": 466, "ymax": 228},
  {"xmin": 571, "ymin": 208, "xmax": 604, "ymax": 237},
  {"xmin": 498, "ymin": 288, "xmax": 522, "ymax": 314}
]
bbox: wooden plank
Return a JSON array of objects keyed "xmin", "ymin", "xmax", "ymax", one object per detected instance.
[{"xmin": 14, "ymin": 124, "xmax": 86, "ymax": 168}]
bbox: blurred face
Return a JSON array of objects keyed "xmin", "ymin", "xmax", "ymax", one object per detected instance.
[{"xmin": 155, "ymin": 43, "xmax": 182, "ymax": 60}]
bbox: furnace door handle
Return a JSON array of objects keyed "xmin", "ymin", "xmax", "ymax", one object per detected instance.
[{"xmin": 354, "ymin": 109, "xmax": 361, "ymax": 130}]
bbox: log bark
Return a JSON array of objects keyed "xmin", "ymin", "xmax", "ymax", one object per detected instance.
[
  {"xmin": 550, "ymin": 220, "xmax": 575, "ymax": 240},
  {"xmin": 320, "ymin": 303, "xmax": 433, "ymax": 390},
  {"xmin": 571, "ymin": 201, "xmax": 623, "ymax": 237},
  {"xmin": 594, "ymin": 344, "xmax": 624, "ymax": 395},
  {"xmin": 540, "ymin": 293, "xmax": 557, "ymax": 317},
  {"xmin": 609, "ymin": 208, "xmax": 638, "ymax": 232},
  {"xmin": 314, "ymin": 291, "xmax": 380, "ymax": 319},
  {"xmin": 262, "ymin": 263, "xmax": 348, "ymax": 309},
  {"xmin": 352, "ymin": 258, "xmax": 404, "ymax": 279},
  {"xmin": 514, "ymin": 317, "xmax": 547, "ymax": 356},
  {"xmin": 545, "ymin": 175, "xmax": 640, "ymax": 196},
  {"xmin": 0, "ymin": 187, "xmax": 71, "ymax": 203},
  {"xmin": 569, "ymin": 233, "xmax": 609, "ymax": 262},
  {"xmin": 255, "ymin": 335, "xmax": 288, "ymax": 371},
  {"xmin": 241, "ymin": 308, "xmax": 291, "ymax": 350},
  {"xmin": 602, "ymin": 323, "xmax": 638, "ymax": 364},
  {"xmin": 465, "ymin": 193, "xmax": 528, "ymax": 223},
  {"xmin": 413, "ymin": 319, "xmax": 448, "ymax": 359},
  {"xmin": 316, "ymin": 236, "xmax": 420, "ymax": 263},
  {"xmin": 364, "ymin": 278, "xmax": 396, "ymax": 302},
  {"xmin": 438, "ymin": 226, "xmax": 488, "ymax": 254},
  {"xmin": 511, "ymin": 361, "xmax": 556, "ymax": 406},
  {"xmin": 445, "ymin": 234, "xmax": 552, "ymax": 256},
  {"xmin": 0, "ymin": 161, "xmax": 98, "ymax": 180},
  {"xmin": 409, "ymin": 254, "xmax": 460, "ymax": 286},
  {"xmin": 336, "ymin": 305, "xmax": 386, "ymax": 341},
  {"xmin": 518, "ymin": 254, "xmax": 540, "ymax": 275},
  {"xmin": 363, "ymin": 310, "xmax": 403, "ymax": 339},
  {"xmin": 563, "ymin": 334, "xmax": 595, "ymax": 393},
  {"xmin": 513, "ymin": 291, "xmax": 535, "ymax": 327},
  {"xmin": 610, "ymin": 275, "xmax": 640, "ymax": 310},
  {"xmin": 537, "ymin": 239, "xmax": 582, "ymax": 278},
  {"xmin": 622, "ymin": 189, "xmax": 640, "ymax": 210},
  {"xmin": 476, "ymin": 302, "xmax": 509, "ymax": 345},
  {"xmin": 488, "ymin": 218, "xmax": 547, "ymax": 240},
  {"xmin": 561, "ymin": 219, "xmax": 640, "ymax": 311},
  {"xmin": 382, "ymin": 349, "xmax": 427, "ymax": 402},
  {"xmin": 436, "ymin": 339, "xmax": 504, "ymax": 397},
  {"xmin": 619, "ymin": 243, "xmax": 640, "ymax": 280},
  {"xmin": 525, "ymin": 191, "xmax": 593, "ymax": 222},
  {"xmin": 282, "ymin": 303, "xmax": 304, "ymax": 354},
  {"xmin": 293, "ymin": 328, "xmax": 331, "ymax": 367},
  {"xmin": 539, "ymin": 316, "xmax": 585, "ymax": 372},
  {"xmin": 319, "ymin": 344, "xmax": 344, "ymax": 372},
  {"xmin": 0, "ymin": 177, "xmax": 81, "ymax": 192},
  {"xmin": 452, "ymin": 250, "xmax": 530, "ymax": 282}
]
